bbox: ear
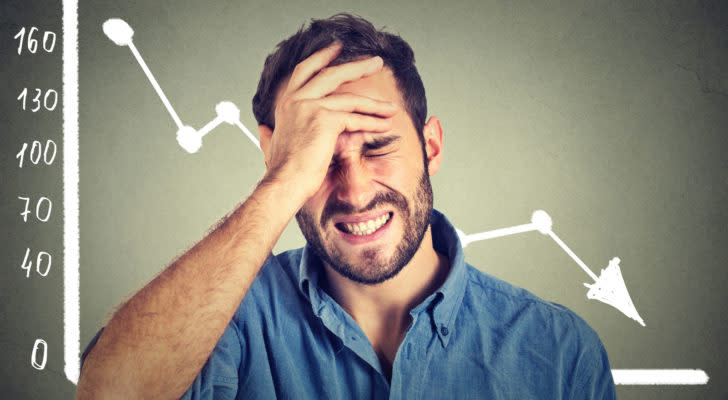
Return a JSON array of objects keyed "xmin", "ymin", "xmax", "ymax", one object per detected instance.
[
  {"xmin": 258, "ymin": 125, "xmax": 274, "ymax": 170},
  {"xmin": 423, "ymin": 116, "xmax": 444, "ymax": 176}
]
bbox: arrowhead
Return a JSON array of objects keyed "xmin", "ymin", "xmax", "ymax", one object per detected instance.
[{"xmin": 584, "ymin": 257, "xmax": 646, "ymax": 326}]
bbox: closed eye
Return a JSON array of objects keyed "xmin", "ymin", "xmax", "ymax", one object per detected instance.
[
  {"xmin": 361, "ymin": 135, "xmax": 400, "ymax": 159},
  {"xmin": 362, "ymin": 135, "xmax": 401, "ymax": 152},
  {"xmin": 365, "ymin": 151, "xmax": 393, "ymax": 158}
]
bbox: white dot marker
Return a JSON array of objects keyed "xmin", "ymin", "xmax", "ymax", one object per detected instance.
[
  {"xmin": 176, "ymin": 126, "xmax": 202, "ymax": 153},
  {"xmin": 216, "ymin": 101, "xmax": 240, "ymax": 125},
  {"xmin": 102, "ymin": 19, "xmax": 134, "ymax": 47},
  {"xmin": 531, "ymin": 210, "xmax": 552, "ymax": 234}
]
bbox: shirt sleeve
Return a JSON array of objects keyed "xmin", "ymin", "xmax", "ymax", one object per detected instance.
[
  {"xmin": 568, "ymin": 340, "xmax": 617, "ymax": 400},
  {"xmin": 180, "ymin": 319, "xmax": 244, "ymax": 400}
]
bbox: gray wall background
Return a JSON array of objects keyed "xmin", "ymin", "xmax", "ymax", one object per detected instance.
[{"xmin": 1, "ymin": 0, "xmax": 727, "ymax": 398}]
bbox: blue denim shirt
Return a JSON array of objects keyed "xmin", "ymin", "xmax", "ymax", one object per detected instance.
[
  {"xmin": 180, "ymin": 209, "xmax": 615, "ymax": 399},
  {"xmin": 83, "ymin": 210, "xmax": 615, "ymax": 399}
]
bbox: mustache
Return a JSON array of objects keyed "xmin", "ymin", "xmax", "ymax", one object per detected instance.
[{"xmin": 320, "ymin": 189, "xmax": 409, "ymax": 227}]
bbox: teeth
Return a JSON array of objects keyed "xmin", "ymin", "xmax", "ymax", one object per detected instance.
[{"xmin": 342, "ymin": 213, "xmax": 390, "ymax": 236}]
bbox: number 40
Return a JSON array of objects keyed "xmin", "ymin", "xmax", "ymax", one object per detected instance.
[{"xmin": 21, "ymin": 248, "xmax": 52, "ymax": 278}]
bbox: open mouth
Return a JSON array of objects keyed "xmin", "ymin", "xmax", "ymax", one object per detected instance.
[{"xmin": 335, "ymin": 212, "xmax": 393, "ymax": 236}]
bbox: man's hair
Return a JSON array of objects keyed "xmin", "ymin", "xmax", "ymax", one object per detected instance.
[{"xmin": 252, "ymin": 13, "xmax": 427, "ymax": 139}]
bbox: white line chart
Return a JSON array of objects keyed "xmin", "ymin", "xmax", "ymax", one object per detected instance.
[
  {"xmin": 102, "ymin": 18, "xmax": 260, "ymax": 153},
  {"xmin": 57, "ymin": 15, "xmax": 709, "ymax": 386},
  {"xmin": 457, "ymin": 212, "xmax": 708, "ymax": 384},
  {"xmin": 457, "ymin": 210, "xmax": 645, "ymax": 327}
]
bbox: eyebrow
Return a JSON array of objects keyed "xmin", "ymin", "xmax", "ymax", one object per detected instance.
[
  {"xmin": 330, "ymin": 135, "xmax": 402, "ymax": 165},
  {"xmin": 362, "ymin": 135, "xmax": 401, "ymax": 151}
]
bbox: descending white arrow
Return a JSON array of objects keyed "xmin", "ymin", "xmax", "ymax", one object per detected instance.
[
  {"xmin": 457, "ymin": 210, "xmax": 645, "ymax": 326},
  {"xmin": 102, "ymin": 18, "xmax": 260, "ymax": 153}
]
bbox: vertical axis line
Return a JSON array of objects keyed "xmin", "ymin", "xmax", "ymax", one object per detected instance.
[{"xmin": 63, "ymin": 0, "xmax": 80, "ymax": 385}]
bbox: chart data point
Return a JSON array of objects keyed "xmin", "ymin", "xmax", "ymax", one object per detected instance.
[
  {"xmin": 216, "ymin": 101, "xmax": 240, "ymax": 125},
  {"xmin": 531, "ymin": 210, "xmax": 552, "ymax": 234},
  {"xmin": 102, "ymin": 19, "xmax": 134, "ymax": 46},
  {"xmin": 176, "ymin": 126, "xmax": 202, "ymax": 153}
]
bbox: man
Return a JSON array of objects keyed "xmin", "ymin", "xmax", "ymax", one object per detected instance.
[{"xmin": 77, "ymin": 14, "xmax": 616, "ymax": 399}]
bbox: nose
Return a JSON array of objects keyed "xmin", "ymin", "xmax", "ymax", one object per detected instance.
[{"xmin": 334, "ymin": 159, "xmax": 376, "ymax": 211}]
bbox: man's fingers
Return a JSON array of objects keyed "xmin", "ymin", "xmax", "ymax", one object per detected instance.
[
  {"xmin": 334, "ymin": 111, "xmax": 394, "ymax": 134},
  {"xmin": 317, "ymin": 93, "xmax": 399, "ymax": 117},
  {"xmin": 293, "ymin": 56, "xmax": 384, "ymax": 100},
  {"xmin": 285, "ymin": 42, "xmax": 342, "ymax": 95}
]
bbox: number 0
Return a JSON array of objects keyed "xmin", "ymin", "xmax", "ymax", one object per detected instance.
[{"xmin": 31, "ymin": 339, "xmax": 47, "ymax": 370}]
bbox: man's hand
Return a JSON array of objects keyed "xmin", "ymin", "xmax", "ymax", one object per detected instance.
[{"xmin": 263, "ymin": 42, "xmax": 399, "ymax": 202}]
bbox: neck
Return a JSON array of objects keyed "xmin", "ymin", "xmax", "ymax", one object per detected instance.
[{"xmin": 323, "ymin": 226, "xmax": 450, "ymax": 332}]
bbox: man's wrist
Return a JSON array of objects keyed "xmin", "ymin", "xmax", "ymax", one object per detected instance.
[
  {"xmin": 259, "ymin": 167, "xmax": 316, "ymax": 208},
  {"xmin": 251, "ymin": 171, "xmax": 309, "ymax": 219}
]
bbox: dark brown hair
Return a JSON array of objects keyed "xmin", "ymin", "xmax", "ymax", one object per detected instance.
[{"xmin": 252, "ymin": 13, "xmax": 427, "ymax": 140}]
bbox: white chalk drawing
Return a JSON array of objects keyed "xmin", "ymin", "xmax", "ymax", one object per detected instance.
[
  {"xmin": 14, "ymin": 26, "xmax": 57, "ymax": 55},
  {"xmin": 17, "ymin": 196, "xmax": 53, "ymax": 223},
  {"xmin": 457, "ymin": 211, "xmax": 708, "ymax": 384},
  {"xmin": 63, "ymin": 0, "xmax": 80, "ymax": 385},
  {"xmin": 20, "ymin": 248, "xmax": 52, "ymax": 278},
  {"xmin": 457, "ymin": 210, "xmax": 645, "ymax": 326},
  {"xmin": 17, "ymin": 88, "xmax": 59, "ymax": 112},
  {"xmin": 456, "ymin": 210, "xmax": 708, "ymax": 385},
  {"xmin": 611, "ymin": 369, "xmax": 709, "ymax": 385},
  {"xmin": 58, "ymin": 9, "xmax": 711, "ymax": 386},
  {"xmin": 16, "ymin": 139, "xmax": 58, "ymax": 168},
  {"xmin": 102, "ymin": 19, "xmax": 260, "ymax": 153},
  {"xmin": 31, "ymin": 339, "xmax": 48, "ymax": 370}
]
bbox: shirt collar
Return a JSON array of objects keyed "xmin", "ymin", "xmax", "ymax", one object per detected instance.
[
  {"xmin": 410, "ymin": 209, "xmax": 468, "ymax": 347},
  {"xmin": 298, "ymin": 244, "xmax": 329, "ymax": 316},
  {"xmin": 297, "ymin": 209, "xmax": 469, "ymax": 347}
]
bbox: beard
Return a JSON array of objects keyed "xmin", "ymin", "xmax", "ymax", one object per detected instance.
[{"xmin": 296, "ymin": 169, "xmax": 433, "ymax": 285}]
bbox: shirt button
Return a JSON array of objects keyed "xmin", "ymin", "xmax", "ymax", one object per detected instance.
[{"xmin": 440, "ymin": 326, "xmax": 449, "ymax": 336}]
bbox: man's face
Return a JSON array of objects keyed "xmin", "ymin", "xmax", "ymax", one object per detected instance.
[{"xmin": 294, "ymin": 68, "xmax": 434, "ymax": 285}]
